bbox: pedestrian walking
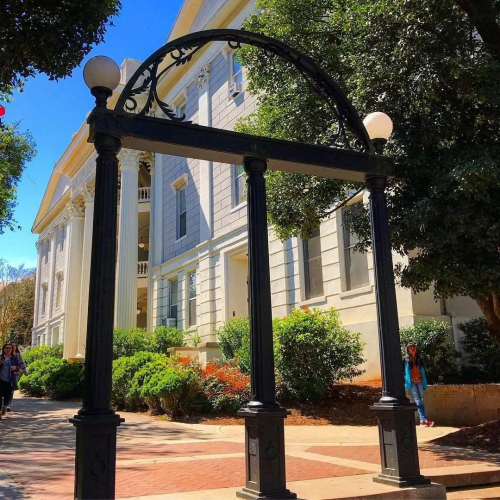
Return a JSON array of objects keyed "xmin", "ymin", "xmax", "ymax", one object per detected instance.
[
  {"xmin": 0, "ymin": 344, "xmax": 16, "ymax": 418},
  {"xmin": 6, "ymin": 342, "xmax": 28, "ymax": 412},
  {"xmin": 404, "ymin": 341, "xmax": 435, "ymax": 427}
]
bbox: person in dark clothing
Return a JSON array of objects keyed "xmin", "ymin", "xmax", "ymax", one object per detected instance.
[
  {"xmin": 0, "ymin": 344, "xmax": 16, "ymax": 418},
  {"xmin": 6, "ymin": 342, "xmax": 28, "ymax": 412},
  {"xmin": 403, "ymin": 341, "xmax": 435, "ymax": 427}
]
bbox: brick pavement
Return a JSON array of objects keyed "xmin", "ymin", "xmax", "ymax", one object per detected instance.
[
  {"xmin": 7, "ymin": 453, "xmax": 369, "ymax": 499},
  {"xmin": 307, "ymin": 445, "xmax": 495, "ymax": 469}
]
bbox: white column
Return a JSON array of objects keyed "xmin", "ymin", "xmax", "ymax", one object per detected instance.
[
  {"xmin": 76, "ymin": 184, "xmax": 95, "ymax": 357},
  {"xmin": 197, "ymin": 64, "xmax": 213, "ymax": 242},
  {"xmin": 33, "ymin": 240, "xmax": 43, "ymax": 328},
  {"xmin": 146, "ymin": 154, "xmax": 155, "ymax": 332},
  {"xmin": 62, "ymin": 200, "xmax": 85, "ymax": 358},
  {"xmin": 115, "ymin": 149, "xmax": 141, "ymax": 329},
  {"xmin": 153, "ymin": 153, "xmax": 163, "ymax": 268},
  {"xmin": 45, "ymin": 227, "xmax": 57, "ymax": 321}
]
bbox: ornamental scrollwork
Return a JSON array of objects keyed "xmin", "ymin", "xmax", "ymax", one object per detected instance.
[{"xmin": 114, "ymin": 29, "xmax": 373, "ymax": 154}]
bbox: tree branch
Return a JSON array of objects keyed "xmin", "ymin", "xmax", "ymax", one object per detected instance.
[
  {"xmin": 456, "ymin": 0, "xmax": 500, "ymax": 62},
  {"xmin": 476, "ymin": 295, "xmax": 500, "ymax": 344}
]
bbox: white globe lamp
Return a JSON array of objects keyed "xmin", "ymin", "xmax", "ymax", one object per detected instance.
[
  {"xmin": 363, "ymin": 112, "xmax": 393, "ymax": 154},
  {"xmin": 83, "ymin": 56, "xmax": 121, "ymax": 108}
]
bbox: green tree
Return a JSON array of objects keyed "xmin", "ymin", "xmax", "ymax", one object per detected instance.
[
  {"xmin": 0, "ymin": 258, "xmax": 36, "ymax": 345},
  {"xmin": 0, "ymin": 1, "xmax": 121, "ymax": 98},
  {"xmin": 0, "ymin": 123, "xmax": 36, "ymax": 233},
  {"xmin": 239, "ymin": 0, "xmax": 500, "ymax": 342}
]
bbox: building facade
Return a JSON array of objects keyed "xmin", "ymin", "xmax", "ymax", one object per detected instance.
[{"xmin": 31, "ymin": 0, "xmax": 481, "ymax": 378}]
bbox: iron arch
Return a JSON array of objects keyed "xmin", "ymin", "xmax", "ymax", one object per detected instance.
[{"xmin": 115, "ymin": 29, "xmax": 374, "ymax": 154}]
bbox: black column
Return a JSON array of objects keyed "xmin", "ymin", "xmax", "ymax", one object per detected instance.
[
  {"xmin": 366, "ymin": 175, "xmax": 428, "ymax": 487},
  {"xmin": 70, "ymin": 131, "xmax": 124, "ymax": 499},
  {"xmin": 237, "ymin": 157, "xmax": 296, "ymax": 500}
]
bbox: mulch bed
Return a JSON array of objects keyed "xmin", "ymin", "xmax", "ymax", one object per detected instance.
[
  {"xmin": 173, "ymin": 384, "xmax": 381, "ymax": 426},
  {"xmin": 431, "ymin": 419, "xmax": 500, "ymax": 453}
]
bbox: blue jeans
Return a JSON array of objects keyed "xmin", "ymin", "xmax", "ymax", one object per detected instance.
[{"xmin": 410, "ymin": 382, "xmax": 426, "ymax": 421}]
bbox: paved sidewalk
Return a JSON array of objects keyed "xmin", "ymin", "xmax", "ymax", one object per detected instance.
[{"xmin": 0, "ymin": 395, "xmax": 497, "ymax": 499}]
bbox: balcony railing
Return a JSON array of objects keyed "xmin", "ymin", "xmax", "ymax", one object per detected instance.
[
  {"xmin": 138, "ymin": 187, "xmax": 151, "ymax": 202},
  {"xmin": 138, "ymin": 261, "xmax": 148, "ymax": 277}
]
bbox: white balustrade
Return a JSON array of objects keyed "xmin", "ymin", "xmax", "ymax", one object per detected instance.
[
  {"xmin": 138, "ymin": 261, "xmax": 148, "ymax": 277},
  {"xmin": 138, "ymin": 187, "xmax": 151, "ymax": 202}
]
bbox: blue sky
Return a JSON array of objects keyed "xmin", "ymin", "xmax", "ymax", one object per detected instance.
[{"xmin": 0, "ymin": 0, "xmax": 185, "ymax": 268}]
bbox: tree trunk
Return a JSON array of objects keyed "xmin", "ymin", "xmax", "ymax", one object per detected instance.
[
  {"xmin": 475, "ymin": 295, "xmax": 500, "ymax": 344},
  {"xmin": 456, "ymin": 0, "xmax": 500, "ymax": 63}
]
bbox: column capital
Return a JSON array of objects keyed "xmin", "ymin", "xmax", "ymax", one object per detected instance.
[
  {"xmin": 196, "ymin": 63, "xmax": 211, "ymax": 90},
  {"xmin": 141, "ymin": 152, "xmax": 155, "ymax": 174},
  {"xmin": 119, "ymin": 149, "xmax": 142, "ymax": 171},
  {"xmin": 35, "ymin": 239, "xmax": 42, "ymax": 251},
  {"xmin": 83, "ymin": 184, "xmax": 96, "ymax": 204},
  {"xmin": 67, "ymin": 199, "xmax": 85, "ymax": 219},
  {"xmin": 47, "ymin": 227, "xmax": 56, "ymax": 239}
]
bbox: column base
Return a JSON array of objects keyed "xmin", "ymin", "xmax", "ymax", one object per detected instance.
[
  {"xmin": 237, "ymin": 407, "xmax": 297, "ymax": 500},
  {"xmin": 373, "ymin": 473, "xmax": 431, "ymax": 488},
  {"xmin": 236, "ymin": 487, "xmax": 297, "ymax": 500},
  {"xmin": 70, "ymin": 412, "xmax": 124, "ymax": 500},
  {"xmin": 371, "ymin": 402, "xmax": 430, "ymax": 488}
]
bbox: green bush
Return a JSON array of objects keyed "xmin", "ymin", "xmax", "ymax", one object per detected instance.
[
  {"xmin": 152, "ymin": 326, "xmax": 185, "ymax": 354},
  {"xmin": 274, "ymin": 308, "xmax": 365, "ymax": 402},
  {"xmin": 23, "ymin": 344, "xmax": 63, "ymax": 366},
  {"xmin": 459, "ymin": 317, "xmax": 500, "ymax": 383},
  {"xmin": 113, "ymin": 328, "xmax": 154, "ymax": 360},
  {"xmin": 19, "ymin": 357, "xmax": 64, "ymax": 397},
  {"xmin": 113, "ymin": 327, "xmax": 186, "ymax": 360},
  {"xmin": 45, "ymin": 362, "xmax": 84, "ymax": 399},
  {"xmin": 140, "ymin": 367, "xmax": 201, "ymax": 417},
  {"xmin": 111, "ymin": 352, "xmax": 165, "ymax": 410},
  {"xmin": 217, "ymin": 317, "xmax": 250, "ymax": 373},
  {"xmin": 400, "ymin": 319, "xmax": 459, "ymax": 384},
  {"xmin": 128, "ymin": 356, "xmax": 171, "ymax": 412}
]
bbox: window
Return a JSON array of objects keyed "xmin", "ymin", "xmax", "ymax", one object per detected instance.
[
  {"xmin": 58, "ymin": 225, "xmax": 66, "ymax": 253},
  {"xmin": 231, "ymin": 53, "xmax": 243, "ymax": 85},
  {"xmin": 177, "ymin": 188, "xmax": 187, "ymax": 239},
  {"xmin": 302, "ymin": 229, "xmax": 324, "ymax": 300},
  {"xmin": 55, "ymin": 273, "xmax": 63, "ymax": 309},
  {"xmin": 52, "ymin": 326, "xmax": 60, "ymax": 345},
  {"xmin": 169, "ymin": 279, "xmax": 178, "ymax": 320},
  {"xmin": 342, "ymin": 205, "xmax": 370, "ymax": 290},
  {"xmin": 43, "ymin": 240, "xmax": 49, "ymax": 266},
  {"xmin": 41, "ymin": 284, "xmax": 48, "ymax": 316},
  {"xmin": 188, "ymin": 271, "xmax": 197, "ymax": 327},
  {"xmin": 233, "ymin": 165, "xmax": 247, "ymax": 207},
  {"xmin": 177, "ymin": 100, "xmax": 187, "ymax": 119}
]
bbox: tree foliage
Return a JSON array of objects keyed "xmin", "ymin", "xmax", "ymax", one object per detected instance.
[
  {"xmin": 0, "ymin": 123, "xmax": 36, "ymax": 233},
  {"xmin": 0, "ymin": 1, "xmax": 121, "ymax": 98},
  {"xmin": 0, "ymin": 258, "xmax": 36, "ymax": 345},
  {"xmin": 239, "ymin": 0, "xmax": 500, "ymax": 342}
]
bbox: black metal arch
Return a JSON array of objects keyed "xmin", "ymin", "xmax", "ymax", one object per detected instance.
[{"xmin": 115, "ymin": 29, "xmax": 374, "ymax": 154}]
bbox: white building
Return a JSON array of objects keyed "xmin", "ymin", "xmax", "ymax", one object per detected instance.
[{"xmin": 31, "ymin": 0, "xmax": 481, "ymax": 378}]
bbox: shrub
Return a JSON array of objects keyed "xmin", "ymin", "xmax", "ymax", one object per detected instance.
[
  {"xmin": 19, "ymin": 357, "xmax": 64, "ymax": 397},
  {"xmin": 140, "ymin": 367, "xmax": 201, "ymax": 417},
  {"xmin": 200, "ymin": 360, "xmax": 251, "ymax": 413},
  {"xmin": 274, "ymin": 308, "xmax": 364, "ymax": 402},
  {"xmin": 45, "ymin": 361, "xmax": 84, "ymax": 399},
  {"xmin": 111, "ymin": 352, "xmax": 164, "ymax": 410},
  {"xmin": 400, "ymin": 319, "xmax": 459, "ymax": 384},
  {"xmin": 113, "ymin": 328, "xmax": 154, "ymax": 360},
  {"xmin": 217, "ymin": 317, "xmax": 250, "ymax": 373},
  {"xmin": 152, "ymin": 326, "xmax": 185, "ymax": 354},
  {"xmin": 128, "ymin": 356, "xmax": 171, "ymax": 412},
  {"xmin": 23, "ymin": 344, "xmax": 63, "ymax": 366},
  {"xmin": 459, "ymin": 317, "xmax": 500, "ymax": 383}
]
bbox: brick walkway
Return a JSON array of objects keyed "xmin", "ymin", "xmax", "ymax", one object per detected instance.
[
  {"xmin": 1, "ymin": 396, "xmax": 498, "ymax": 499},
  {"xmin": 307, "ymin": 444, "xmax": 495, "ymax": 469}
]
